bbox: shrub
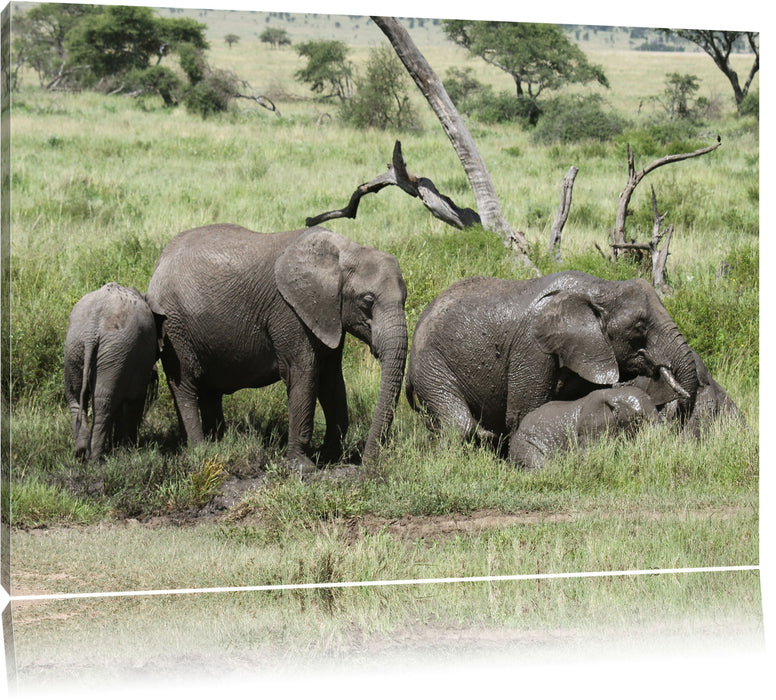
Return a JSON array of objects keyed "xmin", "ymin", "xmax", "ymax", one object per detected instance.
[
  {"xmin": 739, "ymin": 90, "xmax": 758, "ymax": 119},
  {"xmin": 183, "ymin": 68, "xmax": 238, "ymax": 118},
  {"xmin": 443, "ymin": 66, "xmax": 488, "ymax": 107},
  {"xmin": 124, "ymin": 66, "xmax": 182, "ymax": 107},
  {"xmin": 339, "ymin": 46, "xmax": 419, "ymax": 130},
  {"xmin": 470, "ymin": 92, "xmax": 538, "ymax": 126},
  {"xmin": 532, "ymin": 94, "xmax": 625, "ymax": 144}
]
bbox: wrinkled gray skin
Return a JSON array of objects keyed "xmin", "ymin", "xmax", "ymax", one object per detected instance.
[
  {"xmin": 64, "ymin": 283, "xmax": 159, "ymax": 462},
  {"xmin": 624, "ymin": 350, "xmax": 745, "ymax": 437},
  {"xmin": 406, "ymin": 271, "xmax": 698, "ymax": 459},
  {"xmin": 511, "ymin": 387, "xmax": 658, "ymax": 469},
  {"xmin": 146, "ymin": 224, "xmax": 408, "ymax": 471}
]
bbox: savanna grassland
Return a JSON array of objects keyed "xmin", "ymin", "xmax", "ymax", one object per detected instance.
[{"xmin": 6, "ymin": 10, "xmax": 761, "ymax": 692}]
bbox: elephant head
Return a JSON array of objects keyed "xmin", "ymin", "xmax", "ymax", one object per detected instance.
[
  {"xmin": 275, "ymin": 228, "xmax": 408, "ymax": 464},
  {"xmin": 537, "ymin": 274, "xmax": 698, "ymax": 422}
]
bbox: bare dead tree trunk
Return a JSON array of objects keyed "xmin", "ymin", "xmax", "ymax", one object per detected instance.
[
  {"xmin": 548, "ymin": 166, "xmax": 578, "ymax": 263},
  {"xmin": 612, "ymin": 138, "xmax": 721, "ymax": 255},
  {"xmin": 370, "ymin": 16, "xmax": 536, "ymax": 271},
  {"xmin": 612, "ymin": 186, "xmax": 676, "ymax": 295}
]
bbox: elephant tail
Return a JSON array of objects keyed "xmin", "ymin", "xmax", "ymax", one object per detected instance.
[
  {"xmin": 76, "ymin": 338, "xmax": 98, "ymax": 440},
  {"xmin": 144, "ymin": 365, "xmax": 159, "ymax": 418},
  {"xmin": 404, "ymin": 374, "xmax": 418, "ymax": 411}
]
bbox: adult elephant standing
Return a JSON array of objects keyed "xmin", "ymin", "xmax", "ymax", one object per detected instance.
[
  {"xmin": 406, "ymin": 271, "xmax": 698, "ymax": 464},
  {"xmin": 147, "ymin": 224, "xmax": 408, "ymax": 471}
]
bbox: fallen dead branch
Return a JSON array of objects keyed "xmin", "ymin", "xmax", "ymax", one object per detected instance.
[{"xmin": 306, "ymin": 140, "xmax": 480, "ymax": 229}]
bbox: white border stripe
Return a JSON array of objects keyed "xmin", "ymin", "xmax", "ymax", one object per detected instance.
[{"xmin": 9, "ymin": 565, "xmax": 759, "ymax": 603}]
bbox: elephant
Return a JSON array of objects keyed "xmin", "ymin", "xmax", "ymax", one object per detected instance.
[
  {"xmin": 510, "ymin": 387, "xmax": 658, "ymax": 469},
  {"xmin": 64, "ymin": 283, "xmax": 159, "ymax": 461},
  {"xmin": 146, "ymin": 224, "xmax": 408, "ymax": 471},
  {"xmin": 405, "ymin": 271, "xmax": 698, "ymax": 460},
  {"xmin": 623, "ymin": 350, "xmax": 745, "ymax": 437}
]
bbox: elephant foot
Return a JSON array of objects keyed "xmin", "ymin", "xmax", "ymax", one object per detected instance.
[
  {"xmin": 318, "ymin": 442, "xmax": 344, "ymax": 466},
  {"xmin": 286, "ymin": 454, "xmax": 317, "ymax": 475}
]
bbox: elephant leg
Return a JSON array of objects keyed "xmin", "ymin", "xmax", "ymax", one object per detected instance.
[
  {"xmin": 168, "ymin": 378, "xmax": 205, "ymax": 446},
  {"xmin": 119, "ymin": 396, "xmax": 146, "ymax": 447},
  {"xmin": 69, "ymin": 400, "xmax": 92, "ymax": 460},
  {"xmin": 431, "ymin": 391, "xmax": 484, "ymax": 442},
  {"xmin": 89, "ymin": 394, "xmax": 116, "ymax": 461},
  {"xmin": 317, "ymin": 352, "xmax": 348, "ymax": 463},
  {"xmin": 200, "ymin": 389, "xmax": 225, "ymax": 441},
  {"xmin": 283, "ymin": 366, "xmax": 319, "ymax": 472},
  {"xmin": 508, "ymin": 431, "xmax": 546, "ymax": 470}
]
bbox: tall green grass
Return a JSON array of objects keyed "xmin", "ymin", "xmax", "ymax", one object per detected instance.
[{"xmin": 9, "ymin": 57, "xmax": 758, "ymax": 518}]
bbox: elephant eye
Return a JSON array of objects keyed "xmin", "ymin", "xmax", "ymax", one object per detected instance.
[{"xmin": 358, "ymin": 293, "xmax": 376, "ymax": 311}]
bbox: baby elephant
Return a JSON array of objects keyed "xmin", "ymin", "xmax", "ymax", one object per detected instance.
[
  {"xmin": 64, "ymin": 283, "xmax": 158, "ymax": 461},
  {"xmin": 510, "ymin": 387, "xmax": 657, "ymax": 470}
]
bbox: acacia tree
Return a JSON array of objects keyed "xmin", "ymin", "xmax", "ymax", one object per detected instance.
[
  {"xmin": 11, "ymin": 3, "xmax": 100, "ymax": 86},
  {"xmin": 64, "ymin": 5, "xmax": 207, "ymax": 85},
  {"xmin": 259, "ymin": 27, "xmax": 290, "ymax": 49},
  {"xmin": 294, "ymin": 39, "xmax": 354, "ymax": 101},
  {"xmin": 442, "ymin": 20, "xmax": 609, "ymax": 103},
  {"xmin": 660, "ymin": 30, "xmax": 758, "ymax": 112}
]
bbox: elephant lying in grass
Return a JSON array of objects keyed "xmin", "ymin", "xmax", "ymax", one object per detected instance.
[
  {"xmin": 406, "ymin": 271, "xmax": 698, "ymax": 461},
  {"xmin": 510, "ymin": 387, "xmax": 658, "ymax": 470},
  {"xmin": 64, "ymin": 283, "xmax": 159, "ymax": 461}
]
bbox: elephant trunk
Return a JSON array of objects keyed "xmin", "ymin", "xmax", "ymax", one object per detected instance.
[
  {"xmin": 651, "ymin": 321, "xmax": 698, "ymax": 420},
  {"xmin": 362, "ymin": 312, "xmax": 408, "ymax": 465}
]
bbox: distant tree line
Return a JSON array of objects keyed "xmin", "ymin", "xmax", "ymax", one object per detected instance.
[
  {"xmin": 10, "ymin": 3, "xmax": 253, "ymax": 117},
  {"xmin": 11, "ymin": 7, "xmax": 758, "ymax": 128}
]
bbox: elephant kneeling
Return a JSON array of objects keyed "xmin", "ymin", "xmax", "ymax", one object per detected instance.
[
  {"xmin": 64, "ymin": 283, "xmax": 159, "ymax": 462},
  {"xmin": 510, "ymin": 387, "xmax": 658, "ymax": 470}
]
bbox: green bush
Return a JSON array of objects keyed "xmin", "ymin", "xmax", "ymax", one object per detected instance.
[
  {"xmin": 739, "ymin": 90, "xmax": 759, "ymax": 119},
  {"xmin": 125, "ymin": 66, "xmax": 182, "ymax": 107},
  {"xmin": 183, "ymin": 68, "xmax": 237, "ymax": 118},
  {"xmin": 618, "ymin": 120, "xmax": 708, "ymax": 157},
  {"xmin": 471, "ymin": 92, "xmax": 538, "ymax": 125},
  {"xmin": 532, "ymin": 94, "xmax": 625, "ymax": 144}
]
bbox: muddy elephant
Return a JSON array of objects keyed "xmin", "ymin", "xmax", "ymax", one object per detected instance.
[
  {"xmin": 405, "ymin": 271, "xmax": 698, "ymax": 459},
  {"xmin": 510, "ymin": 387, "xmax": 658, "ymax": 469},
  {"xmin": 146, "ymin": 224, "xmax": 408, "ymax": 471},
  {"xmin": 64, "ymin": 283, "xmax": 159, "ymax": 461},
  {"xmin": 623, "ymin": 350, "xmax": 745, "ymax": 437}
]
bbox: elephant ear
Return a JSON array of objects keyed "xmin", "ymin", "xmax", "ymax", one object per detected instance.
[
  {"xmin": 275, "ymin": 228, "xmax": 343, "ymax": 349},
  {"xmin": 535, "ymin": 291, "xmax": 619, "ymax": 385}
]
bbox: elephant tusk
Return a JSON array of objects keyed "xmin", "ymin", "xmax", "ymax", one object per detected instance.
[{"xmin": 659, "ymin": 366, "xmax": 691, "ymax": 400}]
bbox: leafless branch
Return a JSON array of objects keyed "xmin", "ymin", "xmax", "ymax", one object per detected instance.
[
  {"xmin": 548, "ymin": 165, "xmax": 579, "ymax": 263},
  {"xmin": 306, "ymin": 140, "xmax": 481, "ymax": 229},
  {"xmin": 612, "ymin": 138, "xmax": 721, "ymax": 253}
]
